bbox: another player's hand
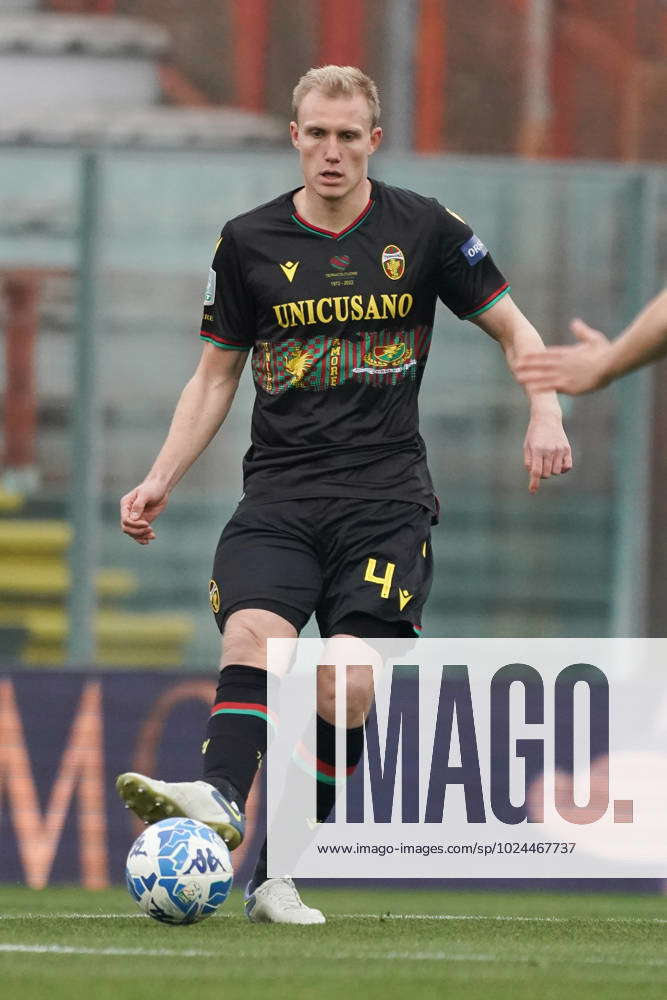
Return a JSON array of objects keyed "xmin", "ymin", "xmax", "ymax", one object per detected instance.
[
  {"xmin": 513, "ymin": 318, "xmax": 613, "ymax": 396},
  {"xmin": 120, "ymin": 480, "xmax": 170, "ymax": 545},
  {"xmin": 523, "ymin": 413, "xmax": 573, "ymax": 494}
]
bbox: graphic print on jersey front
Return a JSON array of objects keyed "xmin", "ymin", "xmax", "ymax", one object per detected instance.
[{"xmin": 251, "ymin": 326, "xmax": 433, "ymax": 393}]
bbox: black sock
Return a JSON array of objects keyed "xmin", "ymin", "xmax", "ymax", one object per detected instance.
[
  {"xmin": 202, "ymin": 664, "xmax": 273, "ymax": 808},
  {"xmin": 249, "ymin": 715, "xmax": 364, "ymax": 891}
]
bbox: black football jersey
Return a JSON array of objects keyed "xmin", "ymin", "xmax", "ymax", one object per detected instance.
[{"xmin": 200, "ymin": 179, "xmax": 509, "ymax": 510}]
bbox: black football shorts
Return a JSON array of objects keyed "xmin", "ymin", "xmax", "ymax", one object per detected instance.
[{"xmin": 209, "ymin": 496, "xmax": 434, "ymax": 638}]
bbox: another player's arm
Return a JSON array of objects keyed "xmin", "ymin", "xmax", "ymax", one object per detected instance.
[
  {"xmin": 513, "ymin": 288, "xmax": 667, "ymax": 395},
  {"xmin": 120, "ymin": 343, "xmax": 249, "ymax": 544},
  {"xmin": 471, "ymin": 293, "xmax": 573, "ymax": 493}
]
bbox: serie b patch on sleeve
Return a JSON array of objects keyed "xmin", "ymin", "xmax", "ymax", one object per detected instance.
[
  {"xmin": 460, "ymin": 234, "xmax": 488, "ymax": 266},
  {"xmin": 204, "ymin": 267, "xmax": 216, "ymax": 305}
]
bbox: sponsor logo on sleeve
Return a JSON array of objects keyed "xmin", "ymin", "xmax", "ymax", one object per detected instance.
[
  {"xmin": 460, "ymin": 235, "xmax": 488, "ymax": 266},
  {"xmin": 204, "ymin": 267, "xmax": 216, "ymax": 305}
]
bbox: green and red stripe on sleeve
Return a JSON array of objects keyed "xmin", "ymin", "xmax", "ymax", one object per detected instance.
[{"xmin": 461, "ymin": 281, "xmax": 511, "ymax": 320}]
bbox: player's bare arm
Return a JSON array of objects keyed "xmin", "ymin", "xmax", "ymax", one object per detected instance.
[
  {"xmin": 120, "ymin": 343, "xmax": 248, "ymax": 544},
  {"xmin": 513, "ymin": 288, "xmax": 667, "ymax": 395},
  {"xmin": 472, "ymin": 294, "xmax": 573, "ymax": 493}
]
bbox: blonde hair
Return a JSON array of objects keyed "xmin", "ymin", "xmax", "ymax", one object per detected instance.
[{"xmin": 292, "ymin": 65, "xmax": 381, "ymax": 129}]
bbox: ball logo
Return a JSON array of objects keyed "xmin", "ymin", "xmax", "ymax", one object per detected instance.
[
  {"xmin": 381, "ymin": 245, "xmax": 405, "ymax": 280},
  {"xmin": 330, "ymin": 254, "xmax": 351, "ymax": 271},
  {"xmin": 209, "ymin": 579, "xmax": 221, "ymax": 614}
]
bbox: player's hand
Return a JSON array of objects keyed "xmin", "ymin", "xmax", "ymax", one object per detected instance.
[
  {"xmin": 120, "ymin": 480, "xmax": 170, "ymax": 545},
  {"xmin": 513, "ymin": 319, "xmax": 613, "ymax": 396},
  {"xmin": 523, "ymin": 413, "xmax": 573, "ymax": 494}
]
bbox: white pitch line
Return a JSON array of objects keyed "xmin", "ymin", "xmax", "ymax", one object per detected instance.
[
  {"xmin": 0, "ymin": 944, "xmax": 217, "ymax": 957},
  {"xmin": 384, "ymin": 952, "xmax": 667, "ymax": 968},
  {"xmin": 0, "ymin": 943, "xmax": 664, "ymax": 969},
  {"xmin": 336, "ymin": 912, "xmax": 667, "ymax": 925},
  {"xmin": 0, "ymin": 911, "xmax": 665, "ymax": 925},
  {"xmin": 0, "ymin": 913, "xmax": 148, "ymax": 920}
]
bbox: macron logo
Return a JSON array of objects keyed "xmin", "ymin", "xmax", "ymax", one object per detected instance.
[{"xmin": 460, "ymin": 235, "xmax": 488, "ymax": 266}]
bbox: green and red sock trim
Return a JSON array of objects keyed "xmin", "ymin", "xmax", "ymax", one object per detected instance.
[
  {"xmin": 210, "ymin": 701, "xmax": 278, "ymax": 732},
  {"xmin": 293, "ymin": 739, "xmax": 355, "ymax": 785}
]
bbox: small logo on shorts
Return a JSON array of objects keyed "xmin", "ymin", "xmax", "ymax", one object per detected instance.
[
  {"xmin": 209, "ymin": 579, "xmax": 221, "ymax": 614},
  {"xmin": 381, "ymin": 244, "xmax": 405, "ymax": 280},
  {"xmin": 399, "ymin": 588, "xmax": 413, "ymax": 610}
]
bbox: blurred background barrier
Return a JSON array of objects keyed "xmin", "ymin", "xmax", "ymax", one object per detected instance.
[{"xmin": 0, "ymin": 670, "xmax": 263, "ymax": 887}]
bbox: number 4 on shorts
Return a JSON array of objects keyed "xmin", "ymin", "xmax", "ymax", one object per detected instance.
[{"xmin": 364, "ymin": 558, "xmax": 395, "ymax": 599}]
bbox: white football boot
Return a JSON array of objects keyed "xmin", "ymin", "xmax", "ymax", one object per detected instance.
[
  {"xmin": 244, "ymin": 878, "xmax": 326, "ymax": 924},
  {"xmin": 115, "ymin": 772, "xmax": 245, "ymax": 849}
]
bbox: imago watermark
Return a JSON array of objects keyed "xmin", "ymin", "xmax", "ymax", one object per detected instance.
[{"xmin": 266, "ymin": 639, "xmax": 666, "ymax": 878}]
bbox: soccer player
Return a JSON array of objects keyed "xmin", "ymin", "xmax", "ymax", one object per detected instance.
[
  {"xmin": 513, "ymin": 288, "xmax": 667, "ymax": 395},
  {"xmin": 116, "ymin": 65, "xmax": 572, "ymax": 923}
]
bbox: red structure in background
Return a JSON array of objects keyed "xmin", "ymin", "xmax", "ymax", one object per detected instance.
[
  {"xmin": 43, "ymin": 0, "xmax": 667, "ymax": 160},
  {"xmin": 549, "ymin": 0, "xmax": 665, "ymax": 160},
  {"xmin": 414, "ymin": 0, "xmax": 447, "ymax": 153},
  {"xmin": 2, "ymin": 273, "xmax": 40, "ymax": 475},
  {"xmin": 317, "ymin": 0, "xmax": 366, "ymax": 69},
  {"xmin": 48, "ymin": 0, "xmax": 116, "ymax": 11},
  {"xmin": 231, "ymin": 0, "xmax": 271, "ymax": 112}
]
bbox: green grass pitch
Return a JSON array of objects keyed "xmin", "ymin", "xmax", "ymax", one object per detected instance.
[{"xmin": 0, "ymin": 885, "xmax": 664, "ymax": 1000}]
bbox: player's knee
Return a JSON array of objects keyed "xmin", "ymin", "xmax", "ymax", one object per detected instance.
[
  {"xmin": 345, "ymin": 665, "xmax": 374, "ymax": 726},
  {"xmin": 317, "ymin": 664, "xmax": 374, "ymax": 727},
  {"xmin": 221, "ymin": 608, "xmax": 296, "ymax": 669}
]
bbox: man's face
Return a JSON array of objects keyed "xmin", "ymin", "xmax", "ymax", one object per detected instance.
[{"xmin": 290, "ymin": 89, "xmax": 382, "ymax": 202}]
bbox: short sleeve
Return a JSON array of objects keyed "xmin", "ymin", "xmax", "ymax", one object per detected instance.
[
  {"xmin": 200, "ymin": 223, "xmax": 254, "ymax": 350},
  {"xmin": 434, "ymin": 203, "xmax": 510, "ymax": 320}
]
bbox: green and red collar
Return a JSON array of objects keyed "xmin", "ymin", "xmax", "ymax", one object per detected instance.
[{"xmin": 290, "ymin": 193, "xmax": 376, "ymax": 241}]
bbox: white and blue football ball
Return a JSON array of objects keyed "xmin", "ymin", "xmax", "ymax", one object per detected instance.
[{"xmin": 125, "ymin": 818, "xmax": 233, "ymax": 924}]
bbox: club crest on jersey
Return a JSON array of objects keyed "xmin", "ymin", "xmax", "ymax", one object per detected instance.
[
  {"xmin": 279, "ymin": 260, "xmax": 300, "ymax": 283},
  {"xmin": 382, "ymin": 245, "xmax": 405, "ymax": 280},
  {"xmin": 209, "ymin": 579, "xmax": 221, "ymax": 614},
  {"xmin": 363, "ymin": 340, "xmax": 412, "ymax": 368},
  {"xmin": 329, "ymin": 254, "xmax": 350, "ymax": 271}
]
